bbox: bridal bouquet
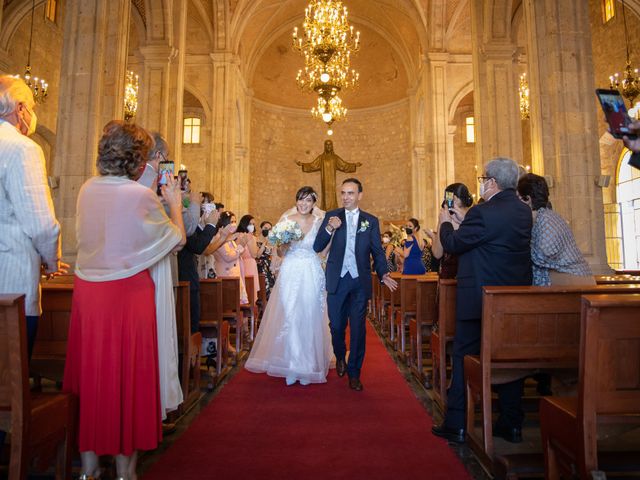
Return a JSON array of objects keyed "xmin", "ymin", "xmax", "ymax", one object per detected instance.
[{"xmin": 268, "ymin": 220, "xmax": 304, "ymax": 247}]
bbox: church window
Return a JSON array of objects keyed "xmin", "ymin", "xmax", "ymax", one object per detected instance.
[
  {"xmin": 45, "ymin": 0, "xmax": 58, "ymax": 23},
  {"xmin": 613, "ymin": 150, "xmax": 640, "ymax": 269},
  {"xmin": 183, "ymin": 117, "xmax": 201, "ymax": 144},
  {"xmin": 465, "ymin": 116, "xmax": 475, "ymax": 143},
  {"xmin": 602, "ymin": 0, "xmax": 615, "ymax": 23}
]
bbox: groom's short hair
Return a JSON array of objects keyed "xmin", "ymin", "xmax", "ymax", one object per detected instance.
[{"xmin": 343, "ymin": 178, "xmax": 363, "ymax": 192}]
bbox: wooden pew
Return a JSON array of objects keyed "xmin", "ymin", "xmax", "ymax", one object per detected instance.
[
  {"xmin": 408, "ymin": 277, "xmax": 438, "ymax": 386},
  {"xmin": 174, "ymin": 281, "xmax": 201, "ymax": 411},
  {"xmin": 32, "ymin": 283, "xmax": 74, "ymax": 383},
  {"xmin": 216, "ymin": 277, "xmax": 244, "ymax": 362},
  {"xmin": 242, "ymin": 275, "xmax": 258, "ymax": 342},
  {"xmin": 614, "ymin": 269, "xmax": 640, "ymax": 275},
  {"xmin": 431, "ymin": 278, "xmax": 457, "ymax": 411},
  {"xmin": 540, "ymin": 294, "xmax": 640, "ymax": 479},
  {"xmin": 387, "ymin": 272, "xmax": 403, "ymax": 348},
  {"xmin": 463, "ymin": 284, "xmax": 640, "ymax": 467},
  {"xmin": 0, "ymin": 294, "xmax": 77, "ymax": 479},
  {"xmin": 199, "ymin": 279, "xmax": 230, "ymax": 388},
  {"xmin": 595, "ymin": 274, "xmax": 640, "ymax": 285}
]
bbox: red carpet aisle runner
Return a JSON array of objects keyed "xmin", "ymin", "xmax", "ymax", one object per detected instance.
[{"xmin": 144, "ymin": 324, "xmax": 471, "ymax": 480}]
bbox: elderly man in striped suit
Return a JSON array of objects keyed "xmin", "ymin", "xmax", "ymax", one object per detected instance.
[{"xmin": 0, "ymin": 75, "xmax": 66, "ymax": 359}]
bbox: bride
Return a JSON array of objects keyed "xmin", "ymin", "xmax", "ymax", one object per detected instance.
[{"xmin": 245, "ymin": 186, "xmax": 334, "ymax": 385}]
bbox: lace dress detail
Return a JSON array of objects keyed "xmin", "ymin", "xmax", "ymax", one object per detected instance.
[{"xmin": 245, "ymin": 214, "xmax": 334, "ymax": 384}]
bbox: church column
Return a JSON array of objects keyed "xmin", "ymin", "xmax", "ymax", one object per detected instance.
[
  {"xmin": 523, "ymin": 0, "xmax": 609, "ymax": 272},
  {"xmin": 53, "ymin": 0, "xmax": 131, "ymax": 258},
  {"xmin": 408, "ymin": 73, "xmax": 429, "ymax": 226},
  {"xmin": 470, "ymin": 0, "xmax": 523, "ymax": 163},
  {"xmin": 424, "ymin": 52, "xmax": 456, "ymax": 224}
]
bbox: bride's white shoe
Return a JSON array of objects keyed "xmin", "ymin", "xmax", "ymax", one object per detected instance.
[{"xmin": 286, "ymin": 375, "xmax": 296, "ymax": 386}]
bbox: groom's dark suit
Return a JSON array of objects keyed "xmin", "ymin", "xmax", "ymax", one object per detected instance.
[{"xmin": 314, "ymin": 208, "xmax": 388, "ymax": 379}]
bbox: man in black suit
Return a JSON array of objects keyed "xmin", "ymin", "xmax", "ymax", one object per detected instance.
[
  {"xmin": 432, "ymin": 157, "xmax": 533, "ymax": 444},
  {"xmin": 178, "ymin": 204, "xmax": 220, "ymax": 333}
]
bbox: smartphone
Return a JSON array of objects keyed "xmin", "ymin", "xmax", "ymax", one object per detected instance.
[
  {"xmin": 596, "ymin": 88, "xmax": 637, "ymax": 139},
  {"xmin": 178, "ymin": 169, "xmax": 188, "ymax": 191},
  {"xmin": 157, "ymin": 160, "xmax": 175, "ymax": 191},
  {"xmin": 445, "ymin": 191, "xmax": 454, "ymax": 212}
]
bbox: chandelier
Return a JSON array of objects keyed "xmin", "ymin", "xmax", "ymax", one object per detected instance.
[
  {"xmin": 519, "ymin": 73, "xmax": 530, "ymax": 120},
  {"xmin": 609, "ymin": 0, "xmax": 640, "ymax": 104},
  {"xmin": 123, "ymin": 71, "xmax": 139, "ymax": 122},
  {"xmin": 14, "ymin": 0, "xmax": 48, "ymax": 103},
  {"xmin": 292, "ymin": 0, "xmax": 360, "ymax": 127}
]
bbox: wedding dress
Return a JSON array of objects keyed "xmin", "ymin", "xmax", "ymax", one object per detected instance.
[{"xmin": 245, "ymin": 207, "xmax": 334, "ymax": 385}]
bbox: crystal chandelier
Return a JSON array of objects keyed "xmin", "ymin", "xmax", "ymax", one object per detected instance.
[
  {"xmin": 519, "ymin": 73, "xmax": 530, "ymax": 120},
  {"xmin": 123, "ymin": 71, "xmax": 139, "ymax": 122},
  {"xmin": 311, "ymin": 95, "xmax": 347, "ymax": 124},
  {"xmin": 14, "ymin": 0, "xmax": 48, "ymax": 103},
  {"xmin": 292, "ymin": 0, "xmax": 360, "ymax": 127},
  {"xmin": 609, "ymin": 0, "xmax": 640, "ymax": 104}
]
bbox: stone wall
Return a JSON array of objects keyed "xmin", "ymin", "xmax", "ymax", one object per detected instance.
[{"xmin": 249, "ymin": 99, "xmax": 412, "ymax": 227}]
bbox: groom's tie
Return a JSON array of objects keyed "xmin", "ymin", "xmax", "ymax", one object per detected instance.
[{"xmin": 341, "ymin": 210, "xmax": 359, "ymax": 278}]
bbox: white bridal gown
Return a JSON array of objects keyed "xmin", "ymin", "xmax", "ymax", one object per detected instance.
[{"xmin": 245, "ymin": 210, "xmax": 334, "ymax": 385}]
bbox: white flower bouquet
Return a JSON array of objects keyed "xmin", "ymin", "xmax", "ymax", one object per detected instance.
[{"xmin": 268, "ymin": 220, "xmax": 304, "ymax": 247}]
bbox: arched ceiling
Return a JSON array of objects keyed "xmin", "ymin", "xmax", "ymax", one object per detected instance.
[
  {"xmin": 251, "ymin": 23, "xmax": 409, "ymax": 108},
  {"xmin": 232, "ymin": 0, "xmax": 428, "ymax": 108}
]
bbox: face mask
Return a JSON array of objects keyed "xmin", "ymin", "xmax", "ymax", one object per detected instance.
[
  {"xmin": 262, "ymin": 229, "xmax": 270, "ymax": 237},
  {"xmin": 247, "ymin": 225, "xmax": 255, "ymax": 233},
  {"xmin": 479, "ymin": 180, "xmax": 487, "ymax": 199},
  {"xmin": 382, "ymin": 237, "xmax": 390, "ymax": 244},
  {"xmin": 405, "ymin": 227, "xmax": 413, "ymax": 236},
  {"xmin": 20, "ymin": 105, "xmax": 37, "ymax": 136}
]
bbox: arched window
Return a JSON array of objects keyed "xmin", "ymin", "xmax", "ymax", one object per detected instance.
[
  {"xmin": 602, "ymin": 0, "xmax": 615, "ymax": 23},
  {"xmin": 45, "ymin": 0, "xmax": 58, "ymax": 23},
  {"xmin": 615, "ymin": 150, "xmax": 640, "ymax": 269},
  {"xmin": 183, "ymin": 117, "xmax": 201, "ymax": 144}
]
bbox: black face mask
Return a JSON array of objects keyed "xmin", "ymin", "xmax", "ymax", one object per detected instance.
[
  {"xmin": 405, "ymin": 227, "xmax": 413, "ymax": 236},
  {"xmin": 262, "ymin": 229, "xmax": 270, "ymax": 238}
]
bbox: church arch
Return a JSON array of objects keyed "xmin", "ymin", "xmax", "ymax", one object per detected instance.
[
  {"xmin": 0, "ymin": 0, "xmax": 46, "ymax": 51},
  {"xmin": 448, "ymin": 81, "xmax": 474, "ymax": 124}
]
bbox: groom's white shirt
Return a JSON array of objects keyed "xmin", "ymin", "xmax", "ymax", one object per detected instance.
[{"xmin": 340, "ymin": 208, "xmax": 359, "ymax": 278}]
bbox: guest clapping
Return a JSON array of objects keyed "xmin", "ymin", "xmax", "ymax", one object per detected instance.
[
  {"xmin": 213, "ymin": 211, "xmax": 248, "ymax": 304},
  {"xmin": 517, "ymin": 173, "xmax": 594, "ymax": 286},
  {"xmin": 401, "ymin": 219, "xmax": 437, "ymax": 274},
  {"xmin": 257, "ymin": 221, "xmax": 276, "ymax": 298},
  {"xmin": 237, "ymin": 215, "xmax": 261, "ymax": 303},
  {"xmin": 63, "ymin": 121, "xmax": 186, "ymax": 480}
]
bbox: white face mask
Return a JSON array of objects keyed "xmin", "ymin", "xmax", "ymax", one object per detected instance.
[
  {"xmin": 247, "ymin": 224, "xmax": 255, "ymax": 233},
  {"xmin": 480, "ymin": 179, "xmax": 491, "ymax": 199},
  {"xmin": 20, "ymin": 105, "xmax": 37, "ymax": 136},
  {"xmin": 382, "ymin": 237, "xmax": 390, "ymax": 244}
]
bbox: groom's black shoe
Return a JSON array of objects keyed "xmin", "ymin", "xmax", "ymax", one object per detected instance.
[
  {"xmin": 431, "ymin": 424, "xmax": 466, "ymax": 444},
  {"xmin": 336, "ymin": 359, "xmax": 347, "ymax": 377},
  {"xmin": 349, "ymin": 377, "xmax": 363, "ymax": 391}
]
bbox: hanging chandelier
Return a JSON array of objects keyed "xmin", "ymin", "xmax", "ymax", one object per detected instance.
[
  {"xmin": 14, "ymin": 0, "xmax": 48, "ymax": 103},
  {"xmin": 123, "ymin": 71, "xmax": 139, "ymax": 122},
  {"xmin": 292, "ymin": 0, "xmax": 360, "ymax": 128},
  {"xmin": 519, "ymin": 73, "xmax": 530, "ymax": 120},
  {"xmin": 609, "ymin": 0, "xmax": 640, "ymax": 104}
]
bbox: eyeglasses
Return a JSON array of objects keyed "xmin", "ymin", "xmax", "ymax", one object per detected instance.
[
  {"xmin": 157, "ymin": 151, "xmax": 169, "ymax": 162},
  {"xmin": 477, "ymin": 176, "xmax": 494, "ymax": 183}
]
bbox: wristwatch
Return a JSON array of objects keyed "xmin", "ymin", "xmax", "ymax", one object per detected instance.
[{"xmin": 327, "ymin": 225, "xmax": 335, "ymax": 233}]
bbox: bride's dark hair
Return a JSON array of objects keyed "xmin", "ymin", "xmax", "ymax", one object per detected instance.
[{"xmin": 295, "ymin": 186, "xmax": 318, "ymax": 203}]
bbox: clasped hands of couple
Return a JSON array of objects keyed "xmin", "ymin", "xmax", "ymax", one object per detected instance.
[{"xmin": 325, "ymin": 215, "xmax": 398, "ymax": 292}]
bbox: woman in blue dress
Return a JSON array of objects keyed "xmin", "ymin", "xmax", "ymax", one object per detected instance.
[{"xmin": 402, "ymin": 218, "xmax": 429, "ymax": 274}]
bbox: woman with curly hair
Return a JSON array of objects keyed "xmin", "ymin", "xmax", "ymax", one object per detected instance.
[{"xmin": 63, "ymin": 121, "xmax": 186, "ymax": 480}]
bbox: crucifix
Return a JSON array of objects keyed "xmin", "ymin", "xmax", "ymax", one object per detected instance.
[{"xmin": 295, "ymin": 140, "xmax": 362, "ymax": 210}]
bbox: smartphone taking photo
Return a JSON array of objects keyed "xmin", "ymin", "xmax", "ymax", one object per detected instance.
[
  {"xmin": 596, "ymin": 89, "xmax": 637, "ymax": 139},
  {"xmin": 444, "ymin": 191, "xmax": 455, "ymax": 214}
]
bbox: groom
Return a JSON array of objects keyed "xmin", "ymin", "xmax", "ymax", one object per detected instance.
[{"xmin": 314, "ymin": 178, "xmax": 398, "ymax": 391}]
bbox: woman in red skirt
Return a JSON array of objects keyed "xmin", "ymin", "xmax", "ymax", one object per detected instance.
[{"xmin": 63, "ymin": 121, "xmax": 186, "ymax": 480}]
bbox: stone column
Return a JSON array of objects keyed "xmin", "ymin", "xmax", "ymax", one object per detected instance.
[
  {"xmin": 470, "ymin": 0, "xmax": 523, "ymax": 163},
  {"xmin": 53, "ymin": 0, "xmax": 131, "ymax": 258},
  {"xmin": 408, "ymin": 76, "xmax": 429, "ymax": 226},
  {"xmin": 523, "ymin": 0, "xmax": 610, "ymax": 272}
]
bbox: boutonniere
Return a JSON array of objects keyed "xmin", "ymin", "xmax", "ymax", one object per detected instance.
[{"xmin": 358, "ymin": 219, "xmax": 370, "ymax": 233}]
